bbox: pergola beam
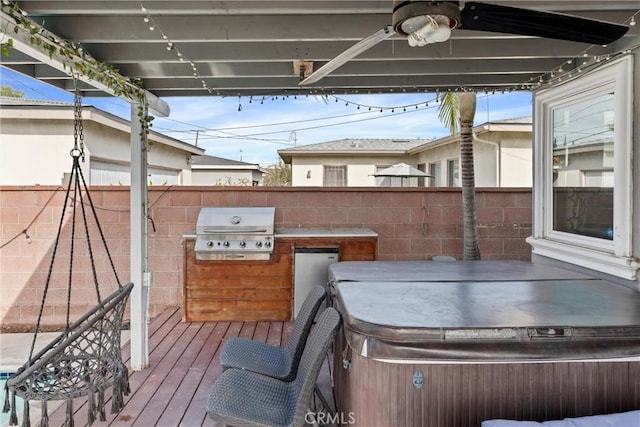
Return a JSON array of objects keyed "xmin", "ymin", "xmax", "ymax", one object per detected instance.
[{"xmin": 1, "ymin": 6, "xmax": 164, "ymax": 371}]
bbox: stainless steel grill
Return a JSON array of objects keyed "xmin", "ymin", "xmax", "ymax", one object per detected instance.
[{"xmin": 194, "ymin": 207, "xmax": 275, "ymax": 261}]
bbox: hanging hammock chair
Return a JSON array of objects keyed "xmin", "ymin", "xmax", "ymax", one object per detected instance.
[{"xmin": 3, "ymin": 82, "xmax": 134, "ymax": 427}]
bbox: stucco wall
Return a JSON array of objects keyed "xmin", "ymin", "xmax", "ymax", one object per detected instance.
[
  {"xmin": 291, "ymin": 156, "xmax": 417, "ymax": 186},
  {"xmin": 414, "ymin": 133, "xmax": 532, "ymax": 188},
  {"xmin": 0, "ymin": 114, "xmax": 192, "ymax": 186},
  {"xmin": 0, "ymin": 186, "xmax": 532, "ymax": 328},
  {"xmin": 0, "ymin": 119, "xmax": 83, "ymax": 185}
]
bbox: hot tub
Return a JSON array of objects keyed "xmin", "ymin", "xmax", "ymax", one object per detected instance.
[{"xmin": 332, "ymin": 275, "xmax": 640, "ymax": 427}]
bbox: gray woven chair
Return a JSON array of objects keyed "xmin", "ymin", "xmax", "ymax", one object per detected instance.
[
  {"xmin": 207, "ymin": 307, "xmax": 342, "ymax": 427},
  {"xmin": 219, "ymin": 285, "xmax": 327, "ymax": 381}
]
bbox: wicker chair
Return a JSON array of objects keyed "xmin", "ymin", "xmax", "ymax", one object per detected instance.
[
  {"xmin": 207, "ymin": 307, "xmax": 342, "ymax": 427},
  {"xmin": 219, "ymin": 285, "xmax": 327, "ymax": 381}
]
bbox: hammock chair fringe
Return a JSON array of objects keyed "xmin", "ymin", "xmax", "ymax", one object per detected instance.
[
  {"xmin": 9, "ymin": 390, "xmax": 18, "ymax": 425},
  {"xmin": 64, "ymin": 398, "xmax": 73, "ymax": 427},
  {"xmin": 3, "ymin": 382, "xmax": 10, "ymax": 413},
  {"xmin": 97, "ymin": 389, "xmax": 106, "ymax": 422},
  {"xmin": 41, "ymin": 400, "xmax": 49, "ymax": 427},
  {"xmin": 87, "ymin": 388, "xmax": 95, "ymax": 425},
  {"xmin": 21, "ymin": 401, "xmax": 29, "ymax": 427}
]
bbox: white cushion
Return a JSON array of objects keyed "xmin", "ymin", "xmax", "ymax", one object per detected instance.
[{"xmin": 481, "ymin": 410, "xmax": 640, "ymax": 427}]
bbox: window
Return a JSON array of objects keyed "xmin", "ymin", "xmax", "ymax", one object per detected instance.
[
  {"xmin": 527, "ymin": 56, "xmax": 637, "ymax": 280},
  {"xmin": 447, "ymin": 158, "xmax": 460, "ymax": 187},
  {"xmin": 323, "ymin": 165, "xmax": 347, "ymax": 186},
  {"xmin": 417, "ymin": 163, "xmax": 427, "ymax": 187},
  {"xmin": 428, "ymin": 162, "xmax": 441, "ymax": 187}
]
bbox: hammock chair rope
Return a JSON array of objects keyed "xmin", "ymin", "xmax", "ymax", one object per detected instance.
[{"xmin": 3, "ymin": 78, "xmax": 133, "ymax": 427}]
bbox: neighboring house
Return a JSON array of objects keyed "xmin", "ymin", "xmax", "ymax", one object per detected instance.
[
  {"xmin": 278, "ymin": 138, "xmax": 429, "ymax": 187},
  {"xmin": 190, "ymin": 155, "xmax": 264, "ymax": 186},
  {"xmin": 412, "ymin": 117, "xmax": 532, "ymax": 188},
  {"xmin": 278, "ymin": 117, "xmax": 532, "ymax": 187},
  {"xmin": 0, "ymin": 97, "xmax": 204, "ymax": 185}
]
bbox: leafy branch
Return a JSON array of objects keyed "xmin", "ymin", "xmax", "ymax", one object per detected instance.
[{"xmin": 1, "ymin": 0, "xmax": 153, "ymax": 138}]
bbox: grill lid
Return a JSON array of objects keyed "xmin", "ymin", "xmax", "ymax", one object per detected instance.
[
  {"xmin": 195, "ymin": 207, "xmax": 275, "ymax": 261},
  {"xmin": 196, "ymin": 207, "xmax": 275, "ymax": 235}
]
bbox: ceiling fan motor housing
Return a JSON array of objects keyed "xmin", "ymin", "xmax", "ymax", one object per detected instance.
[{"xmin": 392, "ymin": 1, "xmax": 461, "ymax": 35}]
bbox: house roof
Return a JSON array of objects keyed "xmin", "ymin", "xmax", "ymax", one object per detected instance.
[
  {"xmin": 191, "ymin": 155, "xmax": 263, "ymax": 171},
  {"xmin": 278, "ymin": 117, "xmax": 532, "ymax": 163},
  {"xmin": 408, "ymin": 116, "xmax": 533, "ymax": 153},
  {"xmin": 0, "ymin": 97, "xmax": 205, "ymax": 156},
  {"xmin": 278, "ymin": 138, "xmax": 429, "ymax": 162}
]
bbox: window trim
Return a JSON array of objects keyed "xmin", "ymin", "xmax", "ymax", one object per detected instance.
[
  {"xmin": 447, "ymin": 158, "xmax": 460, "ymax": 187},
  {"xmin": 527, "ymin": 56, "xmax": 638, "ymax": 280}
]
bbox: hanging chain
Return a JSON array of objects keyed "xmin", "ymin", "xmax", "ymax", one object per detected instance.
[{"xmin": 72, "ymin": 76, "xmax": 85, "ymax": 162}]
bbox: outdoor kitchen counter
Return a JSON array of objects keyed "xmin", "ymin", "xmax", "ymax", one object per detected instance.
[
  {"xmin": 182, "ymin": 229, "xmax": 377, "ymax": 322},
  {"xmin": 275, "ymin": 228, "xmax": 378, "ymax": 238}
]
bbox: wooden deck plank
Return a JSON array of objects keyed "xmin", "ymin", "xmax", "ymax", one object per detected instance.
[
  {"xmin": 110, "ymin": 321, "xmax": 201, "ymax": 426},
  {"xmin": 179, "ymin": 321, "xmax": 244, "ymax": 427},
  {"xmin": 281, "ymin": 321, "xmax": 293, "ymax": 346},
  {"xmin": 156, "ymin": 322, "xmax": 228, "ymax": 427},
  {"xmin": 41, "ymin": 309, "xmax": 291, "ymax": 427},
  {"xmin": 46, "ymin": 308, "xmax": 183, "ymax": 426},
  {"xmin": 238, "ymin": 321, "xmax": 257, "ymax": 339},
  {"xmin": 266, "ymin": 321, "xmax": 284, "ymax": 347},
  {"xmin": 252, "ymin": 321, "xmax": 270, "ymax": 343},
  {"xmin": 132, "ymin": 323, "xmax": 209, "ymax": 426},
  {"xmin": 76, "ymin": 310, "xmax": 187, "ymax": 426}
]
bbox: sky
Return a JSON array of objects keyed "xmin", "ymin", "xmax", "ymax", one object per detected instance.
[{"xmin": 0, "ymin": 66, "xmax": 533, "ymax": 166}]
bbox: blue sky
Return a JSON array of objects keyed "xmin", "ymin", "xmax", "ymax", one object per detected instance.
[{"xmin": 1, "ymin": 66, "xmax": 533, "ymax": 165}]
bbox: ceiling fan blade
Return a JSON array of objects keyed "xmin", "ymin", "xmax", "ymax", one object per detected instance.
[
  {"xmin": 459, "ymin": 2, "xmax": 628, "ymax": 45},
  {"xmin": 299, "ymin": 25, "xmax": 395, "ymax": 86}
]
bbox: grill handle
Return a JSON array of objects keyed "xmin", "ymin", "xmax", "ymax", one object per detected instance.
[{"xmin": 201, "ymin": 227, "xmax": 269, "ymax": 234}]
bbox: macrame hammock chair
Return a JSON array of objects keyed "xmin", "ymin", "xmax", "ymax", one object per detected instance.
[{"xmin": 3, "ymin": 82, "xmax": 133, "ymax": 427}]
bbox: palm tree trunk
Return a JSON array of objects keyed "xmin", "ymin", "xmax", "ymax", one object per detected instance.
[{"xmin": 459, "ymin": 93, "xmax": 481, "ymax": 260}]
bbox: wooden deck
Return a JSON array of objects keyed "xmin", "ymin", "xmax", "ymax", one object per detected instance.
[{"xmin": 46, "ymin": 307, "xmax": 309, "ymax": 427}]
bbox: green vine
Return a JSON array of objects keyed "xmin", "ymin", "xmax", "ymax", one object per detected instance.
[{"xmin": 1, "ymin": 0, "xmax": 153, "ymax": 139}]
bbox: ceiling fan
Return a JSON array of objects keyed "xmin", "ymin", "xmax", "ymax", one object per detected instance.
[{"xmin": 299, "ymin": 1, "xmax": 629, "ymax": 86}]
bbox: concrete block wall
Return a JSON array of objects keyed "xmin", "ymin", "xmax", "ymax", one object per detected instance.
[{"xmin": 0, "ymin": 186, "xmax": 532, "ymax": 329}]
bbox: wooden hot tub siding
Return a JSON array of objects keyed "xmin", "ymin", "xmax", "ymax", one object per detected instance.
[
  {"xmin": 333, "ymin": 329, "xmax": 640, "ymax": 427},
  {"xmin": 182, "ymin": 236, "xmax": 377, "ymax": 322}
]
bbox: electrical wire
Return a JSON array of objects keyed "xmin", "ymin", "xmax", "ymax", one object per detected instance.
[{"xmin": 193, "ymin": 104, "xmax": 434, "ymax": 141}]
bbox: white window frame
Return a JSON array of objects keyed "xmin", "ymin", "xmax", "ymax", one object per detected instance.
[
  {"xmin": 447, "ymin": 158, "xmax": 460, "ymax": 187},
  {"xmin": 428, "ymin": 161, "xmax": 441, "ymax": 187},
  {"xmin": 527, "ymin": 56, "xmax": 638, "ymax": 280}
]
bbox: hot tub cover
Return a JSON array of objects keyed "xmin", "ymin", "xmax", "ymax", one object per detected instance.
[{"xmin": 335, "ymin": 279, "xmax": 640, "ymax": 361}]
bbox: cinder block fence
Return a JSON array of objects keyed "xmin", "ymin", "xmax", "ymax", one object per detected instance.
[{"xmin": 0, "ymin": 186, "xmax": 532, "ymax": 329}]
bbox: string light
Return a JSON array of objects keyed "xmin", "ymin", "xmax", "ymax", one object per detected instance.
[{"xmin": 139, "ymin": 1, "xmax": 213, "ymax": 94}]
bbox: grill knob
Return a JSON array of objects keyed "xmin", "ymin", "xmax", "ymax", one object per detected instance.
[
  {"xmin": 223, "ymin": 241, "xmax": 230, "ymax": 247},
  {"xmin": 206, "ymin": 240, "xmax": 214, "ymax": 247},
  {"xmin": 239, "ymin": 241, "xmax": 246, "ymax": 248},
  {"xmin": 264, "ymin": 241, "xmax": 272, "ymax": 248},
  {"xmin": 255, "ymin": 241, "xmax": 262, "ymax": 248}
]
